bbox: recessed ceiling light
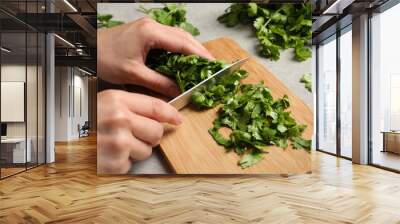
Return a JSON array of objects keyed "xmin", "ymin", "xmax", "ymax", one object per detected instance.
[
  {"xmin": 63, "ymin": 0, "xmax": 78, "ymax": 12},
  {"xmin": 1, "ymin": 47, "xmax": 11, "ymax": 53},
  {"xmin": 78, "ymin": 67, "xmax": 93, "ymax": 76},
  {"xmin": 54, "ymin": 34, "xmax": 75, "ymax": 48},
  {"xmin": 322, "ymin": 0, "xmax": 354, "ymax": 15}
]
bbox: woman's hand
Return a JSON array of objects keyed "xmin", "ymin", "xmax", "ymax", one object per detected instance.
[
  {"xmin": 97, "ymin": 17, "xmax": 214, "ymax": 97},
  {"xmin": 97, "ymin": 90, "xmax": 183, "ymax": 174}
]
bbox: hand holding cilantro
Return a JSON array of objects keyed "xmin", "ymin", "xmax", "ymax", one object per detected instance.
[
  {"xmin": 96, "ymin": 17, "xmax": 214, "ymax": 173},
  {"xmin": 97, "ymin": 17, "xmax": 213, "ymax": 97}
]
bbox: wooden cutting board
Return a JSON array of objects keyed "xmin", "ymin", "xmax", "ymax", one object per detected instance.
[{"xmin": 160, "ymin": 37, "xmax": 312, "ymax": 174}]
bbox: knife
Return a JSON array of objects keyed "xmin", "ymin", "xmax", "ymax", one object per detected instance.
[{"xmin": 169, "ymin": 57, "xmax": 250, "ymax": 110}]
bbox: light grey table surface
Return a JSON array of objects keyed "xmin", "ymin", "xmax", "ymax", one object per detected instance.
[{"xmin": 98, "ymin": 3, "xmax": 313, "ymax": 174}]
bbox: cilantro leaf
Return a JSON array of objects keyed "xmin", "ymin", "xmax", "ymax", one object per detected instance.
[
  {"xmin": 300, "ymin": 73, "xmax": 312, "ymax": 92},
  {"xmin": 97, "ymin": 14, "xmax": 124, "ymax": 28},
  {"xmin": 294, "ymin": 46, "xmax": 312, "ymax": 61},
  {"xmin": 291, "ymin": 136, "xmax": 311, "ymax": 151},
  {"xmin": 179, "ymin": 22, "xmax": 200, "ymax": 36},
  {"xmin": 247, "ymin": 3, "xmax": 258, "ymax": 17},
  {"xmin": 139, "ymin": 4, "xmax": 200, "ymax": 36},
  {"xmin": 238, "ymin": 151, "xmax": 264, "ymax": 169}
]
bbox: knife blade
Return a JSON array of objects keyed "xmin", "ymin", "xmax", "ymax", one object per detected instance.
[{"xmin": 168, "ymin": 57, "xmax": 250, "ymax": 110}]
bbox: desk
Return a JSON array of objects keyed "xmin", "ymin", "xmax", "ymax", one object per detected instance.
[
  {"xmin": 1, "ymin": 138, "xmax": 31, "ymax": 163},
  {"xmin": 382, "ymin": 131, "xmax": 400, "ymax": 154}
]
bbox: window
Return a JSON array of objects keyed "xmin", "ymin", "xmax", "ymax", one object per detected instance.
[
  {"xmin": 339, "ymin": 27, "xmax": 352, "ymax": 158},
  {"xmin": 317, "ymin": 36, "xmax": 337, "ymax": 154},
  {"xmin": 370, "ymin": 3, "xmax": 400, "ymax": 171}
]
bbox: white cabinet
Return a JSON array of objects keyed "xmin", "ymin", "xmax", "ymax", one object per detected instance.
[{"xmin": 1, "ymin": 138, "xmax": 32, "ymax": 163}]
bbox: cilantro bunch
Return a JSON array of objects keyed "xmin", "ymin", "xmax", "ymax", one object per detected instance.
[
  {"xmin": 146, "ymin": 50, "xmax": 248, "ymax": 108},
  {"xmin": 139, "ymin": 4, "xmax": 200, "ymax": 36},
  {"xmin": 209, "ymin": 82, "xmax": 311, "ymax": 168},
  {"xmin": 97, "ymin": 14, "xmax": 124, "ymax": 28},
  {"xmin": 218, "ymin": 3, "xmax": 312, "ymax": 61}
]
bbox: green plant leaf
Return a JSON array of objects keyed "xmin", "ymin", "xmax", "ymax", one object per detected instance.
[
  {"xmin": 238, "ymin": 151, "xmax": 264, "ymax": 168},
  {"xmin": 139, "ymin": 4, "xmax": 200, "ymax": 36}
]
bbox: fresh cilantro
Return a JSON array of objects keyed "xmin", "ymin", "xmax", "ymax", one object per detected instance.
[
  {"xmin": 238, "ymin": 151, "xmax": 264, "ymax": 169},
  {"xmin": 139, "ymin": 4, "xmax": 200, "ymax": 36},
  {"xmin": 218, "ymin": 3, "xmax": 312, "ymax": 61},
  {"xmin": 291, "ymin": 136, "xmax": 311, "ymax": 151},
  {"xmin": 300, "ymin": 73, "xmax": 312, "ymax": 92},
  {"xmin": 146, "ymin": 51, "xmax": 311, "ymax": 169},
  {"xmin": 97, "ymin": 14, "xmax": 124, "ymax": 28},
  {"xmin": 146, "ymin": 50, "xmax": 248, "ymax": 108},
  {"xmin": 208, "ymin": 82, "xmax": 310, "ymax": 168}
]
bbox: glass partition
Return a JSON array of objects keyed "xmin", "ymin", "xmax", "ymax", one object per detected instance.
[
  {"xmin": 1, "ymin": 30, "xmax": 28, "ymax": 177},
  {"xmin": 339, "ymin": 27, "xmax": 352, "ymax": 158},
  {"xmin": 370, "ymin": 3, "xmax": 400, "ymax": 171},
  {"xmin": 27, "ymin": 30, "xmax": 38, "ymax": 169},
  {"xmin": 0, "ymin": 1, "xmax": 46, "ymax": 179},
  {"xmin": 38, "ymin": 32, "xmax": 45, "ymax": 165},
  {"xmin": 317, "ymin": 35, "xmax": 337, "ymax": 154}
]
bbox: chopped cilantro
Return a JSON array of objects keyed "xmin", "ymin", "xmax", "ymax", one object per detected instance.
[
  {"xmin": 139, "ymin": 4, "xmax": 200, "ymax": 36},
  {"xmin": 300, "ymin": 73, "xmax": 312, "ymax": 92},
  {"xmin": 97, "ymin": 14, "xmax": 124, "ymax": 28},
  {"xmin": 218, "ymin": 3, "xmax": 312, "ymax": 61}
]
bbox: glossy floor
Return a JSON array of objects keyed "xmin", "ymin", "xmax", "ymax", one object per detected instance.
[
  {"xmin": 373, "ymin": 150, "xmax": 400, "ymax": 171},
  {"xmin": 0, "ymin": 135, "xmax": 399, "ymax": 223}
]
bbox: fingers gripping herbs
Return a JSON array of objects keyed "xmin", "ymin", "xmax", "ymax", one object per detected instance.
[
  {"xmin": 139, "ymin": 4, "xmax": 200, "ymax": 36},
  {"xmin": 218, "ymin": 3, "xmax": 312, "ymax": 61},
  {"xmin": 146, "ymin": 50, "xmax": 248, "ymax": 108},
  {"xmin": 209, "ymin": 82, "xmax": 311, "ymax": 168}
]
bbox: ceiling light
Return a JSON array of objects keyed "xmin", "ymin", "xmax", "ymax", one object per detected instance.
[
  {"xmin": 323, "ymin": 0, "xmax": 341, "ymax": 14},
  {"xmin": 1, "ymin": 47, "xmax": 11, "ymax": 53},
  {"xmin": 63, "ymin": 0, "xmax": 78, "ymax": 12},
  {"xmin": 54, "ymin": 34, "xmax": 75, "ymax": 48},
  {"xmin": 322, "ymin": 0, "xmax": 354, "ymax": 15},
  {"xmin": 78, "ymin": 67, "xmax": 93, "ymax": 76}
]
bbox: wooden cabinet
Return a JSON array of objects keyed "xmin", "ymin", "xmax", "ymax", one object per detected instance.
[{"xmin": 382, "ymin": 132, "xmax": 400, "ymax": 154}]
